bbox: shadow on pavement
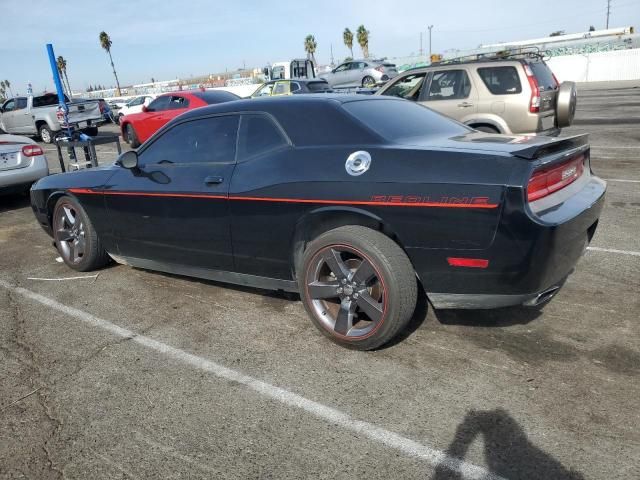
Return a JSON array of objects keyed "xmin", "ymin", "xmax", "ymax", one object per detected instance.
[
  {"xmin": 432, "ymin": 409, "xmax": 584, "ymax": 480},
  {"xmin": 0, "ymin": 192, "xmax": 31, "ymax": 213},
  {"xmin": 433, "ymin": 305, "xmax": 543, "ymax": 327}
]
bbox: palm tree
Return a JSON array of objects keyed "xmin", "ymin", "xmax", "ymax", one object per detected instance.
[
  {"xmin": 4, "ymin": 79, "xmax": 13, "ymax": 98},
  {"xmin": 56, "ymin": 56, "xmax": 72, "ymax": 95},
  {"xmin": 99, "ymin": 31, "xmax": 122, "ymax": 96},
  {"xmin": 0, "ymin": 81, "xmax": 6, "ymax": 99},
  {"xmin": 304, "ymin": 34, "xmax": 317, "ymax": 66},
  {"xmin": 356, "ymin": 25, "xmax": 370, "ymax": 58},
  {"xmin": 343, "ymin": 28, "xmax": 354, "ymax": 59}
]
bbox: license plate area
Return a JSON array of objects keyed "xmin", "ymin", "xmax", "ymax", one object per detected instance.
[
  {"xmin": 541, "ymin": 114, "xmax": 556, "ymax": 131},
  {"xmin": 0, "ymin": 152, "xmax": 20, "ymax": 170}
]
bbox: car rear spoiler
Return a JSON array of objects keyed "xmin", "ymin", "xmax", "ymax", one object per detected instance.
[{"xmin": 512, "ymin": 134, "xmax": 589, "ymax": 160}]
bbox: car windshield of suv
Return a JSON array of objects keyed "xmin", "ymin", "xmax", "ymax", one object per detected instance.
[
  {"xmin": 343, "ymin": 99, "xmax": 470, "ymax": 143},
  {"xmin": 529, "ymin": 61, "xmax": 557, "ymax": 91}
]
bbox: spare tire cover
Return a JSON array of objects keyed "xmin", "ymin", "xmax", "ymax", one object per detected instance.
[{"xmin": 556, "ymin": 81, "xmax": 577, "ymax": 128}]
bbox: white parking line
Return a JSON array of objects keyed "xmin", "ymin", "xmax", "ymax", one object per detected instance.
[
  {"xmin": 602, "ymin": 178, "xmax": 640, "ymax": 183},
  {"xmin": 591, "ymin": 145, "xmax": 640, "ymax": 149},
  {"xmin": 0, "ymin": 278, "xmax": 503, "ymax": 480},
  {"xmin": 588, "ymin": 246, "xmax": 640, "ymax": 257}
]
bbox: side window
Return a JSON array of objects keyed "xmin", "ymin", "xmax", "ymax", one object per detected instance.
[
  {"xmin": 273, "ymin": 81, "xmax": 291, "ymax": 95},
  {"xmin": 237, "ymin": 114, "xmax": 288, "ymax": 162},
  {"xmin": 16, "ymin": 98, "xmax": 28, "ymax": 110},
  {"xmin": 381, "ymin": 73, "xmax": 426, "ymax": 101},
  {"xmin": 3, "ymin": 99, "xmax": 15, "ymax": 112},
  {"xmin": 427, "ymin": 70, "xmax": 471, "ymax": 101},
  {"xmin": 271, "ymin": 66, "xmax": 286, "ymax": 80},
  {"xmin": 33, "ymin": 95, "xmax": 60, "ymax": 108},
  {"xmin": 253, "ymin": 83, "xmax": 275, "ymax": 97},
  {"xmin": 351, "ymin": 62, "xmax": 366, "ymax": 70},
  {"xmin": 334, "ymin": 63, "xmax": 350, "ymax": 73},
  {"xmin": 290, "ymin": 82, "xmax": 301, "ymax": 93},
  {"xmin": 477, "ymin": 67, "xmax": 522, "ymax": 95},
  {"xmin": 146, "ymin": 96, "xmax": 171, "ymax": 112},
  {"xmin": 139, "ymin": 116, "xmax": 239, "ymax": 166},
  {"xmin": 131, "ymin": 96, "xmax": 145, "ymax": 106},
  {"xmin": 168, "ymin": 96, "xmax": 189, "ymax": 109}
]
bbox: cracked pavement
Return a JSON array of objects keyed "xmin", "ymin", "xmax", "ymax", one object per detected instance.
[{"xmin": 1, "ymin": 83, "xmax": 639, "ymax": 479}]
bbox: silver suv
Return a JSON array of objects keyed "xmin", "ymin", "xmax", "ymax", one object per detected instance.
[
  {"xmin": 320, "ymin": 59, "xmax": 398, "ymax": 88},
  {"xmin": 375, "ymin": 53, "xmax": 576, "ymax": 135}
]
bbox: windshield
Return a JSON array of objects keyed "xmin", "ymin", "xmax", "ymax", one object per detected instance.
[{"xmin": 342, "ymin": 99, "xmax": 470, "ymax": 143}]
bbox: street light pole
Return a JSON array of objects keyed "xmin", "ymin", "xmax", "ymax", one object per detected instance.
[{"xmin": 428, "ymin": 25, "xmax": 434, "ymax": 60}]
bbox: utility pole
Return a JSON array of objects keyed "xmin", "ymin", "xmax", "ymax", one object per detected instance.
[
  {"xmin": 420, "ymin": 32, "xmax": 423, "ymax": 56},
  {"xmin": 428, "ymin": 25, "xmax": 434, "ymax": 59},
  {"xmin": 606, "ymin": 0, "xmax": 611, "ymax": 29},
  {"xmin": 330, "ymin": 43, "xmax": 334, "ymax": 66}
]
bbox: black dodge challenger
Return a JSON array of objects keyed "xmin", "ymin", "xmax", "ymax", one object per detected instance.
[{"xmin": 30, "ymin": 95, "xmax": 605, "ymax": 349}]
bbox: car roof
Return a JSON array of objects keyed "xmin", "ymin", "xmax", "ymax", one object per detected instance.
[
  {"xmin": 177, "ymin": 94, "xmax": 397, "ymax": 119},
  {"xmin": 156, "ymin": 89, "xmax": 239, "ymax": 103},
  {"xmin": 264, "ymin": 79, "xmax": 329, "ymax": 85}
]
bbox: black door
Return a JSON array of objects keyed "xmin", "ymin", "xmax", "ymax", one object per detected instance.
[{"xmin": 104, "ymin": 114, "xmax": 239, "ymax": 271}]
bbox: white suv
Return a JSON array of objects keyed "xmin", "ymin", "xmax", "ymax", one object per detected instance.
[{"xmin": 116, "ymin": 95, "xmax": 156, "ymax": 124}]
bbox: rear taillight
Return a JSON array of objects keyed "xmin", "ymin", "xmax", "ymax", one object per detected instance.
[
  {"xmin": 524, "ymin": 64, "xmax": 540, "ymax": 113},
  {"xmin": 447, "ymin": 257, "xmax": 489, "ymax": 268},
  {"xmin": 375, "ymin": 65, "xmax": 385, "ymax": 73},
  {"xmin": 21, "ymin": 145, "xmax": 44, "ymax": 157},
  {"xmin": 527, "ymin": 154, "xmax": 585, "ymax": 202}
]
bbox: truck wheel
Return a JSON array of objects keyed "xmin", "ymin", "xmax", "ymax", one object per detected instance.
[
  {"xmin": 556, "ymin": 81, "xmax": 577, "ymax": 128},
  {"xmin": 82, "ymin": 127, "xmax": 99, "ymax": 137},
  {"xmin": 52, "ymin": 196, "xmax": 110, "ymax": 272},
  {"xmin": 39, "ymin": 124, "xmax": 54, "ymax": 144},
  {"xmin": 299, "ymin": 226, "xmax": 417, "ymax": 350},
  {"xmin": 126, "ymin": 124, "xmax": 140, "ymax": 148}
]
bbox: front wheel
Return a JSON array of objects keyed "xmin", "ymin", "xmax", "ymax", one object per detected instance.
[
  {"xmin": 125, "ymin": 124, "xmax": 140, "ymax": 148},
  {"xmin": 299, "ymin": 226, "xmax": 417, "ymax": 350},
  {"xmin": 53, "ymin": 196, "xmax": 110, "ymax": 272}
]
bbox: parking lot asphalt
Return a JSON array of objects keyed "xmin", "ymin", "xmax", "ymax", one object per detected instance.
[{"xmin": 1, "ymin": 85, "xmax": 639, "ymax": 479}]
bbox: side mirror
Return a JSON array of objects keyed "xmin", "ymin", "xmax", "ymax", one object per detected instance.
[
  {"xmin": 142, "ymin": 105, "xmax": 149, "ymax": 113},
  {"xmin": 118, "ymin": 150, "xmax": 139, "ymax": 169}
]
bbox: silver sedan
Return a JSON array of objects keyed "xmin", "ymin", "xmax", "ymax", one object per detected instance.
[
  {"xmin": 320, "ymin": 60, "xmax": 398, "ymax": 88},
  {"xmin": 0, "ymin": 134, "xmax": 49, "ymax": 194}
]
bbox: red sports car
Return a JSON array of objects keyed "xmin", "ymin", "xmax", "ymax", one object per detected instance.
[{"xmin": 120, "ymin": 90, "xmax": 239, "ymax": 147}]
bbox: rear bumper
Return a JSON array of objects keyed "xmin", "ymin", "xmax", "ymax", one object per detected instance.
[
  {"xmin": 412, "ymin": 174, "xmax": 606, "ymax": 309},
  {"xmin": 0, "ymin": 157, "xmax": 49, "ymax": 189}
]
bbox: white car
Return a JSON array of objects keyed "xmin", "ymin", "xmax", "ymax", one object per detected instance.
[
  {"xmin": 0, "ymin": 134, "xmax": 49, "ymax": 194},
  {"xmin": 116, "ymin": 95, "xmax": 156, "ymax": 124}
]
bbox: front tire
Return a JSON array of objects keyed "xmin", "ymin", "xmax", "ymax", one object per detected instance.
[
  {"xmin": 52, "ymin": 196, "xmax": 110, "ymax": 272},
  {"xmin": 299, "ymin": 226, "xmax": 417, "ymax": 350},
  {"xmin": 125, "ymin": 124, "xmax": 140, "ymax": 148}
]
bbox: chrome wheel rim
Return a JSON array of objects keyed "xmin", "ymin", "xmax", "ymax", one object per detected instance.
[
  {"xmin": 306, "ymin": 245, "xmax": 386, "ymax": 338},
  {"xmin": 54, "ymin": 204, "xmax": 86, "ymax": 264},
  {"xmin": 40, "ymin": 128, "xmax": 51, "ymax": 143},
  {"xmin": 127, "ymin": 125, "xmax": 134, "ymax": 143}
]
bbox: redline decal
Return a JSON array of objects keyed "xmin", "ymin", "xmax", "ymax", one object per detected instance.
[{"xmin": 67, "ymin": 188, "xmax": 499, "ymax": 209}]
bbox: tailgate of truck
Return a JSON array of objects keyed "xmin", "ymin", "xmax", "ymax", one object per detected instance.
[{"xmin": 66, "ymin": 101, "xmax": 102, "ymax": 124}]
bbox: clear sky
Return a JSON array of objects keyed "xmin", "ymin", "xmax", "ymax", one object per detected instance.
[{"xmin": 2, "ymin": 0, "xmax": 639, "ymax": 94}]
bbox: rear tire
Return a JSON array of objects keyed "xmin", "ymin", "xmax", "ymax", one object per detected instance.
[
  {"xmin": 52, "ymin": 196, "xmax": 110, "ymax": 272},
  {"xmin": 361, "ymin": 75, "xmax": 376, "ymax": 87},
  {"xmin": 39, "ymin": 124, "xmax": 54, "ymax": 144},
  {"xmin": 126, "ymin": 124, "xmax": 140, "ymax": 148},
  {"xmin": 299, "ymin": 226, "xmax": 417, "ymax": 350}
]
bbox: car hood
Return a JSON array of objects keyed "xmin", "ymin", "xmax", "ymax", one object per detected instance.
[{"xmin": 401, "ymin": 131, "xmax": 588, "ymax": 159}]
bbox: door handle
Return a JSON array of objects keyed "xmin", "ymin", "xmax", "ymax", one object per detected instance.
[
  {"xmin": 458, "ymin": 102, "xmax": 474, "ymax": 108},
  {"xmin": 204, "ymin": 176, "xmax": 224, "ymax": 185}
]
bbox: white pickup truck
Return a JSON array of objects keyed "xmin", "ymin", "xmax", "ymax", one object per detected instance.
[{"xmin": 0, "ymin": 93, "xmax": 104, "ymax": 144}]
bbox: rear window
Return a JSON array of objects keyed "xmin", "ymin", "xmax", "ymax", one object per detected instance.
[
  {"xmin": 33, "ymin": 94, "xmax": 70, "ymax": 107},
  {"xmin": 307, "ymin": 81, "xmax": 330, "ymax": 92},
  {"xmin": 342, "ymin": 99, "xmax": 470, "ymax": 142},
  {"xmin": 477, "ymin": 66, "xmax": 522, "ymax": 95},
  {"xmin": 192, "ymin": 90, "xmax": 240, "ymax": 104},
  {"xmin": 528, "ymin": 61, "xmax": 557, "ymax": 91}
]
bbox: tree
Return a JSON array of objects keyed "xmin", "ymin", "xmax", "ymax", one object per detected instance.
[
  {"xmin": 343, "ymin": 28, "xmax": 354, "ymax": 58},
  {"xmin": 304, "ymin": 34, "xmax": 317, "ymax": 65},
  {"xmin": 549, "ymin": 30, "xmax": 565, "ymax": 37},
  {"xmin": 356, "ymin": 25, "xmax": 370, "ymax": 58},
  {"xmin": 56, "ymin": 56, "xmax": 73, "ymax": 96},
  {"xmin": 4, "ymin": 79, "xmax": 13, "ymax": 98},
  {"xmin": 99, "ymin": 31, "xmax": 122, "ymax": 95},
  {"xmin": 589, "ymin": 25, "xmax": 596, "ymax": 31}
]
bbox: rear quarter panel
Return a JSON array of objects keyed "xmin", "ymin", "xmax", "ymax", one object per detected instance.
[{"xmin": 229, "ymin": 144, "xmax": 513, "ymax": 279}]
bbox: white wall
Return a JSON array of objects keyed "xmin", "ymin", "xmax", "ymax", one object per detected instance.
[{"xmin": 547, "ymin": 48, "xmax": 640, "ymax": 83}]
